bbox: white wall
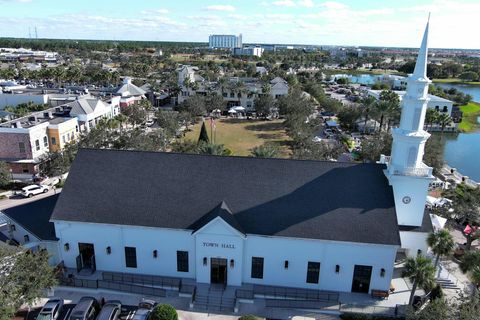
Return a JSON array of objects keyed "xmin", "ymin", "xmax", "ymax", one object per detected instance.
[
  {"xmin": 53, "ymin": 219, "xmax": 397, "ymax": 292},
  {"xmin": 243, "ymin": 235, "xmax": 397, "ymax": 292},
  {"xmin": 54, "ymin": 221, "xmax": 196, "ymax": 279},
  {"xmin": 399, "ymin": 231, "xmax": 429, "ymax": 258},
  {"xmin": 194, "ymin": 218, "xmax": 244, "ymax": 286}
]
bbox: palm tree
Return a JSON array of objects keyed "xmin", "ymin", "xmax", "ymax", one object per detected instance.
[
  {"xmin": 427, "ymin": 230, "xmax": 455, "ymax": 268},
  {"xmin": 373, "ymin": 100, "xmax": 391, "ymax": 132},
  {"xmin": 436, "ymin": 113, "xmax": 453, "ymax": 133},
  {"xmin": 425, "ymin": 108, "xmax": 439, "ymax": 131},
  {"xmin": 472, "ymin": 265, "xmax": 480, "ymax": 289},
  {"xmin": 251, "ymin": 144, "xmax": 278, "ymax": 158},
  {"xmin": 403, "ymin": 255, "xmax": 436, "ymax": 305}
]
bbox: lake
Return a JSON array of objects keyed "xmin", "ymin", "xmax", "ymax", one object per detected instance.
[
  {"xmin": 334, "ymin": 73, "xmax": 480, "ymax": 181},
  {"xmin": 442, "ymin": 132, "xmax": 480, "ymax": 182},
  {"xmin": 435, "ymin": 83, "xmax": 480, "ymax": 103}
]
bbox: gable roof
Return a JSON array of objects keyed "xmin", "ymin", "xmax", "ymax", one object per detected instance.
[
  {"xmin": 116, "ymin": 83, "xmax": 146, "ymax": 96},
  {"xmin": 189, "ymin": 201, "xmax": 245, "ymax": 235},
  {"xmin": 52, "ymin": 149, "xmax": 401, "ymax": 246},
  {"xmin": 66, "ymin": 99, "xmax": 105, "ymax": 115},
  {"xmin": 3, "ymin": 195, "xmax": 59, "ymax": 241}
]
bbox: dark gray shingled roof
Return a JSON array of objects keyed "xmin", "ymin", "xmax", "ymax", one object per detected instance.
[
  {"xmin": 398, "ymin": 209, "xmax": 433, "ymax": 233},
  {"xmin": 189, "ymin": 201, "xmax": 245, "ymax": 235},
  {"xmin": 51, "ymin": 149, "xmax": 401, "ymax": 246},
  {"xmin": 3, "ymin": 195, "xmax": 59, "ymax": 241}
]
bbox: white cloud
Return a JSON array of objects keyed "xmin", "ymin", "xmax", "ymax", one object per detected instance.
[
  {"xmin": 205, "ymin": 5, "xmax": 236, "ymax": 12},
  {"xmin": 319, "ymin": 1, "xmax": 348, "ymax": 10},
  {"xmin": 298, "ymin": 0, "xmax": 314, "ymax": 7},
  {"xmin": 273, "ymin": 0, "xmax": 296, "ymax": 7}
]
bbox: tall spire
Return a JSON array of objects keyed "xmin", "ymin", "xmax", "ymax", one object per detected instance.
[{"xmin": 412, "ymin": 14, "xmax": 430, "ymax": 79}]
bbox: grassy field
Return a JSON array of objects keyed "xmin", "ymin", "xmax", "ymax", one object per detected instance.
[
  {"xmin": 433, "ymin": 78, "xmax": 480, "ymax": 86},
  {"xmin": 183, "ymin": 118, "xmax": 292, "ymax": 157},
  {"xmin": 459, "ymin": 102, "xmax": 480, "ymax": 132}
]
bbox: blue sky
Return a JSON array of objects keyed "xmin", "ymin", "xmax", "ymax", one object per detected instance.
[{"xmin": 0, "ymin": 0, "xmax": 478, "ymax": 49}]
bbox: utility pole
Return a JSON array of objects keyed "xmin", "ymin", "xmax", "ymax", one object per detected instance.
[
  {"xmin": 35, "ymin": 26, "xmax": 38, "ymax": 39},
  {"xmin": 28, "ymin": 27, "xmax": 31, "ymax": 39}
]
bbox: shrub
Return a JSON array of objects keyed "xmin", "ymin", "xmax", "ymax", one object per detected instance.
[
  {"xmin": 149, "ymin": 304, "xmax": 178, "ymax": 320},
  {"xmin": 238, "ymin": 315, "xmax": 259, "ymax": 320}
]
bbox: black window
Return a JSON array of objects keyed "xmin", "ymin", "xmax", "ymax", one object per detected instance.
[
  {"xmin": 24, "ymin": 235, "xmax": 29, "ymax": 242},
  {"xmin": 177, "ymin": 251, "xmax": 189, "ymax": 272},
  {"xmin": 124, "ymin": 247, "xmax": 137, "ymax": 268},
  {"xmin": 251, "ymin": 257, "xmax": 264, "ymax": 279},
  {"xmin": 306, "ymin": 261, "xmax": 320, "ymax": 284},
  {"xmin": 10, "ymin": 224, "xmax": 16, "ymax": 231}
]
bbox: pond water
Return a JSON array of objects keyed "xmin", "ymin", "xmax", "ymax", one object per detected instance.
[
  {"xmin": 442, "ymin": 132, "xmax": 480, "ymax": 182},
  {"xmin": 434, "ymin": 83, "xmax": 480, "ymax": 103}
]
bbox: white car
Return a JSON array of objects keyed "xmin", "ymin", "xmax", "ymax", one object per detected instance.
[
  {"xmin": 20, "ymin": 184, "xmax": 50, "ymax": 198},
  {"xmin": 145, "ymin": 119, "xmax": 155, "ymax": 127}
]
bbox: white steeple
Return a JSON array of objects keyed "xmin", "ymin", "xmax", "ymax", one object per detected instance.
[{"xmin": 382, "ymin": 16, "xmax": 435, "ymax": 227}]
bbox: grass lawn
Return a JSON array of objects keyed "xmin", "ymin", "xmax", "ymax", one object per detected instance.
[
  {"xmin": 433, "ymin": 78, "xmax": 480, "ymax": 86},
  {"xmin": 458, "ymin": 102, "xmax": 480, "ymax": 132},
  {"xmin": 183, "ymin": 118, "xmax": 292, "ymax": 157}
]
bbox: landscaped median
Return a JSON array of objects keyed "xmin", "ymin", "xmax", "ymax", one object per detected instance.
[{"xmin": 458, "ymin": 102, "xmax": 480, "ymax": 132}]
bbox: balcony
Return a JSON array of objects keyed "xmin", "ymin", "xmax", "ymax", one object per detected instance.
[{"xmin": 393, "ymin": 163, "xmax": 433, "ymax": 178}]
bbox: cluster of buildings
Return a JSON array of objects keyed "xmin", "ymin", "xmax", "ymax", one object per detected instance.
[
  {"xmin": 0, "ymin": 47, "xmax": 58, "ymax": 63},
  {"xmin": 0, "ymin": 78, "xmax": 146, "ymax": 178},
  {"xmin": 208, "ymin": 34, "xmax": 264, "ymax": 58},
  {"xmin": 0, "ymin": 20, "xmax": 438, "ymax": 303},
  {"xmin": 177, "ymin": 65, "xmax": 289, "ymax": 110}
]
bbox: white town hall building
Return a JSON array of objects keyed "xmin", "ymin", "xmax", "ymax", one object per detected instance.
[{"xmin": 1, "ymin": 20, "xmax": 435, "ymax": 296}]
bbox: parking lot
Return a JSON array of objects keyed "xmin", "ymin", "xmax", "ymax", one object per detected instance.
[{"xmin": 23, "ymin": 303, "xmax": 140, "ymax": 320}]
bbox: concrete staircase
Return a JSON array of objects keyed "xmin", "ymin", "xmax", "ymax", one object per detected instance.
[
  {"xmin": 193, "ymin": 284, "xmax": 236, "ymax": 312},
  {"xmin": 436, "ymin": 278, "xmax": 460, "ymax": 290}
]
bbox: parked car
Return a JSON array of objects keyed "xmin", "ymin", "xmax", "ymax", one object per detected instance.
[
  {"xmin": 69, "ymin": 297, "xmax": 100, "ymax": 320},
  {"xmin": 96, "ymin": 301, "xmax": 121, "ymax": 320},
  {"xmin": 145, "ymin": 119, "xmax": 155, "ymax": 127},
  {"xmin": 20, "ymin": 184, "xmax": 50, "ymax": 197},
  {"xmin": 131, "ymin": 299, "xmax": 156, "ymax": 320},
  {"xmin": 37, "ymin": 298, "xmax": 64, "ymax": 320}
]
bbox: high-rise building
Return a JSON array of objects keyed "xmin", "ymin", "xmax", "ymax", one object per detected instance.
[{"xmin": 208, "ymin": 34, "xmax": 242, "ymax": 49}]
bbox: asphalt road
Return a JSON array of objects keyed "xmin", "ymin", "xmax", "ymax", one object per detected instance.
[{"xmin": 0, "ymin": 188, "xmax": 61, "ymax": 211}]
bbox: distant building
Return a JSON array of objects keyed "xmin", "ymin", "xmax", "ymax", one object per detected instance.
[
  {"xmin": 209, "ymin": 34, "xmax": 242, "ymax": 49},
  {"xmin": 115, "ymin": 78, "xmax": 146, "ymax": 107},
  {"xmin": 0, "ymin": 47, "xmax": 58, "ymax": 63},
  {"xmin": 0, "ymin": 98, "xmax": 119, "ymax": 177},
  {"xmin": 233, "ymin": 46, "xmax": 264, "ymax": 58}
]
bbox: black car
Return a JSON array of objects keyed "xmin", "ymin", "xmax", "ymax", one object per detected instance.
[
  {"xmin": 69, "ymin": 297, "xmax": 100, "ymax": 320},
  {"xmin": 96, "ymin": 301, "xmax": 121, "ymax": 320}
]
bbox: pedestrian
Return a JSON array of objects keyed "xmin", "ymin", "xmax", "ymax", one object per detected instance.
[
  {"xmin": 53, "ymin": 185, "xmax": 56, "ymax": 194},
  {"xmin": 101, "ymin": 297, "xmax": 105, "ymax": 306}
]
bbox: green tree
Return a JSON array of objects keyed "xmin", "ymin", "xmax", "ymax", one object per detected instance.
[
  {"xmin": 425, "ymin": 108, "xmax": 439, "ymax": 131},
  {"xmin": 406, "ymin": 297, "xmax": 451, "ymax": 320},
  {"xmin": 251, "ymin": 144, "xmax": 279, "ymax": 158},
  {"xmin": 403, "ymin": 255, "xmax": 436, "ymax": 306},
  {"xmin": 122, "ymin": 103, "xmax": 148, "ymax": 126},
  {"xmin": 0, "ymin": 246, "xmax": 58, "ymax": 320},
  {"xmin": 443, "ymin": 184, "xmax": 480, "ymax": 250},
  {"xmin": 0, "ymin": 161, "xmax": 11, "ymax": 188},
  {"xmin": 427, "ymin": 230, "xmax": 455, "ymax": 268},
  {"xmin": 292, "ymin": 140, "xmax": 343, "ymax": 161},
  {"xmin": 198, "ymin": 122, "xmax": 210, "ymax": 144},
  {"xmin": 460, "ymin": 250, "xmax": 480, "ymax": 273},
  {"xmin": 359, "ymin": 133, "xmax": 392, "ymax": 162},
  {"xmin": 253, "ymin": 94, "xmax": 275, "ymax": 119},
  {"xmin": 435, "ymin": 113, "xmax": 453, "ymax": 133},
  {"xmin": 337, "ymin": 106, "xmax": 362, "ymax": 131},
  {"xmin": 149, "ymin": 304, "xmax": 178, "ymax": 320},
  {"xmin": 155, "ymin": 110, "xmax": 181, "ymax": 139},
  {"xmin": 170, "ymin": 140, "xmax": 199, "ymax": 154},
  {"xmin": 459, "ymin": 71, "xmax": 479, "ymax": 82},
  {"xmin": 205, "ymin": 94, "xmax": 225, "ymax": 113},
  {"xmin": 423, "ymin": 134, "xmax": 445, "ymax": 175}
]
